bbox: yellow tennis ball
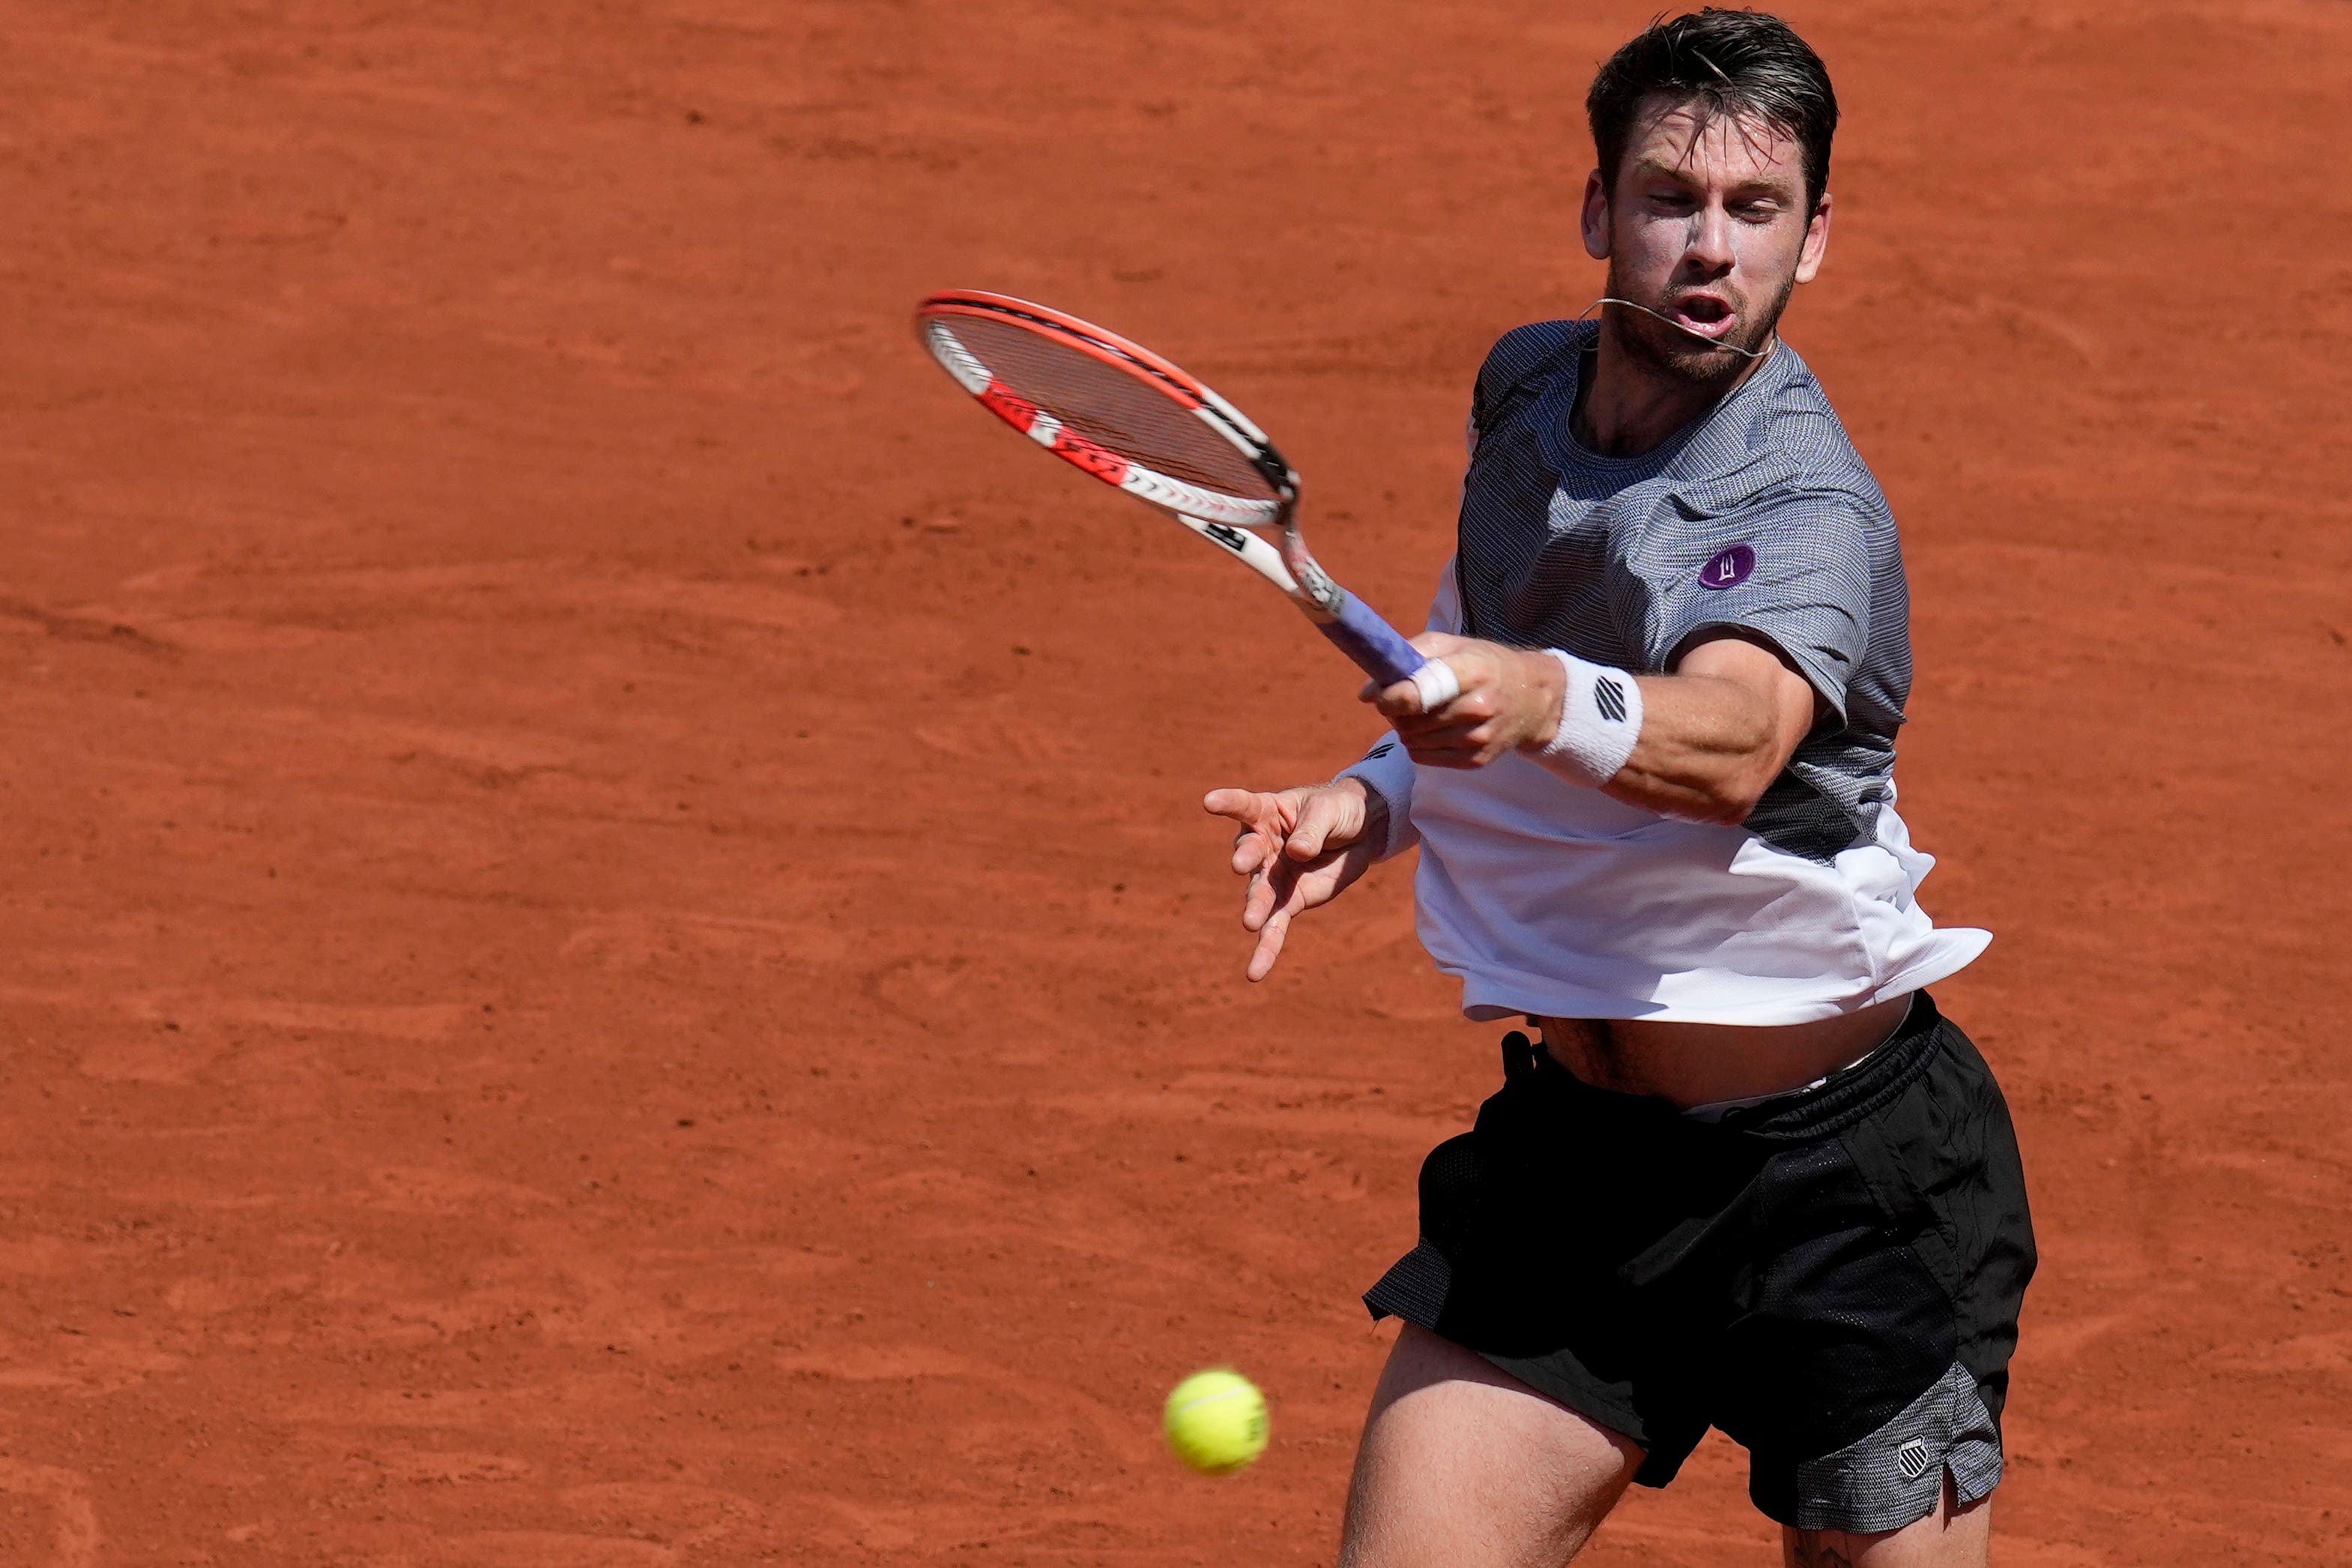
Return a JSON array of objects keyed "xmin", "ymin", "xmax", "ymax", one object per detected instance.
[{"xmin": 1163, "ymin": 1368, "xmax": 1269, "ymax": 1474}]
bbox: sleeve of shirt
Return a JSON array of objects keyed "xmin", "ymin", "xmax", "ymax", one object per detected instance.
[
  {"xmin": 1648, "ymin": 491, "xmax": 1876, "ymax": 726},
  {"xmin": 1426, "ymin": 550, "xmax": 1463, "ymax": 635},
  {"xmin": 1331, "ymin": 555, "xmax": 1460, "ymax": 859},
  {"xmin": 1334, "ymin": 735, "xmax": 1418, "ymax": 860}
]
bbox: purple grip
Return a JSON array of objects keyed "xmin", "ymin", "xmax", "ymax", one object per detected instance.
[{"xmin": 1315, "ymin": 592, "xmax": 1427, "ymax": 687}]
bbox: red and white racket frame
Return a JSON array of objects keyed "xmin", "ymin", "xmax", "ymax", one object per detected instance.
[
  {"xmin": 918, "ymin": 291, "xmax": 1305, "ymax": 593},
  {"xmin": 916, "ymin": 291, "xmax": 1458, "ymax": 709}
]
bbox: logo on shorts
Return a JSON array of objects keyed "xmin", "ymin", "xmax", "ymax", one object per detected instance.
[
  {"xmin": 1699, "ymin": 543, "xmax": 1756, "ymax": 590},
  {"xmin": 1895, "ymin": 1438, "xmax": 1933, "ymax": 1482}
]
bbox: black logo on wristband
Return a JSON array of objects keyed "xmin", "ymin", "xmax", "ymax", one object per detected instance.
[{"xmin": 1595, "ymin": 676, "xmax": 1628, "ymax": 724}]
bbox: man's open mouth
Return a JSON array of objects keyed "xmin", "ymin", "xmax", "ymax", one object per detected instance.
[{"xmin": 1666, "ymin": 294, "xmax": 1737, "ymax": 339}]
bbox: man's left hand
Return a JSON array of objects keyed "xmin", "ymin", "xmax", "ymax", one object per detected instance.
[{"xmin": 1364, "ymin": 632, "xmax": 1565, "ymax": 769}]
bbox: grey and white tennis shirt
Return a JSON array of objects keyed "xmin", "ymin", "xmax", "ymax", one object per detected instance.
[{"xmin": 1343, "ymin": 318, "xmax": 1986, "ymax": 1023}]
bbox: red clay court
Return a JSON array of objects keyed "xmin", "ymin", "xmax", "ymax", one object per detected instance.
[{"xmin": 1, "ymin": 1, "xmax": 2347, "ymax": 1563}]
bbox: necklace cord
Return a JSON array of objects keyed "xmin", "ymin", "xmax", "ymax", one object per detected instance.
[{"xmin": 1582, "ymin": 296, "xmax": 1772, "ymax": 360}]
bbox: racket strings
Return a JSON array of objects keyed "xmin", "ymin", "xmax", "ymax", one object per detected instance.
[{"xmin": 935, "ymin": 314, "xmax": 1281, "ymax": 502}]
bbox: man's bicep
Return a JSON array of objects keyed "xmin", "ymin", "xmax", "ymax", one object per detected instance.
[{"xmin": 1672, "ymin": 633, "xmax": 1819, "ymax": 773}]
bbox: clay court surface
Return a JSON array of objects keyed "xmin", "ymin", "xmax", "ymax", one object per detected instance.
[{"xmin": 4, "ymin": 0, "xmax": 2350, "ymax": 1562}]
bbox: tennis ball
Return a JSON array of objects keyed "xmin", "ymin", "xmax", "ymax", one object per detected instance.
[{"xmin": 1162, "ymin": 1367, "xmax": 1269, "ymax": 1474}]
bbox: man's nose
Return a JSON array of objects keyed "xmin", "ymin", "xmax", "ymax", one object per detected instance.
[{"xmin": 1684, "ymin": 201, "xmax": 1735, "ymax": 275}]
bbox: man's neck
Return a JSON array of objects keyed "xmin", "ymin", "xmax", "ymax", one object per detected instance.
[{"xmin": 1569, "ymin": 328, "xmax": 1775, "ymax": 459}]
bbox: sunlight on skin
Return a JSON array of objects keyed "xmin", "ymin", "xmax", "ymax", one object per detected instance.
[
  {"xmin": 1784, "ymin": 1479, "xmax": 1991, "ymax": 1567},
  {"xmin": 1573, "ymin": 94, "xmax": 1831, "ymax": 456}
]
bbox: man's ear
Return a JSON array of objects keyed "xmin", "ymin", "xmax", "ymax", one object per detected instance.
[
  {"xmin": 1793, "ymin": 190, "xmax": 1832, "ymax": 284},
  {"xmin": 1579, "ymin": 169, "xmax": 1612, "ymax": 261}
]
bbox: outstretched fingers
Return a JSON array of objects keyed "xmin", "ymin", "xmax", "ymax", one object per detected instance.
[
  {"xmin": 1204, "ymin": 788, "xmax": 1278, "ymax": 874},
  {"xmin": 1202, "ymin": 787, "xmax": 1262, "ymax": 832},
  {"xmin": 1241, "ymin": 859, "xmax": 1280, "ymax": 932},
  {"xmin": 1205, "ymin": 783, "xmax": 1369, "ymax": 981},
  {"xmin": 1245, "ymin": 909, "xmax": 1290, "ymax": 982}
]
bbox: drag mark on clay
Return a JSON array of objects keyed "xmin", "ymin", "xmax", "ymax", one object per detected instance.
[
  {"xmin": 0, "ymin": 596, "xmax": 178, "ymax": 659},
  {"xmin": 559, "ymin": 909, "xmax": 853, "ymax": 969},
  {"xmin": 0, "ymin": 984, "xmax": 469, "ymax": 1044}
]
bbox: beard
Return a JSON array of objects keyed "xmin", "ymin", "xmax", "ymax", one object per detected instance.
[{"xmin": 1603, "ymin": 261, "xmax": 1797, "ymax": 391}]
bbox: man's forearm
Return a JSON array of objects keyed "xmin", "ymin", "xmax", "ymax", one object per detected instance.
[
  {"xmin": 1371, "ymin": 631, "xmax": 1814, "ymax": 827},
  {"xmin": 1597, "ymin": 673, "xmax": 1789, "ymax": 824},
  {"xmin": 1506, "ymin": 638, "xmax": 1814, "ymax": 824}
]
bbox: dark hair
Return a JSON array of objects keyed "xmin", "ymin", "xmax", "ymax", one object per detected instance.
[{"xmin": 1587, "ymin": 10, "xmax": 1838, "ymax": 211}]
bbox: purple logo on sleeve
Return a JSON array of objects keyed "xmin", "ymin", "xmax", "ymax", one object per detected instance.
[{"xmin": 1699, "ymin": 543, "xmax": 1756, "ymax": 590}]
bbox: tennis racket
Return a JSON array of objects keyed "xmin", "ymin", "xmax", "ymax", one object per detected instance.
[{"xmin": 913, "ymin": 291, "xmax": 1460, "ymax": 712}]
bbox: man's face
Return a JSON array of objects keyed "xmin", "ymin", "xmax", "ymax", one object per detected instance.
[{"xmin": 1581, "ymin": 93, "xmax": 1831, "ymax": 387}]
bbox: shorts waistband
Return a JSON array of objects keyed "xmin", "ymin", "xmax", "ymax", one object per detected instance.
[
  {"xmin": 1509, "ymin": 992, "xmax": 1950, "ymax": 1144},
  {"xmin": 1721, "ymin": 992, "xmax": 1946, "ymax": 1139}
]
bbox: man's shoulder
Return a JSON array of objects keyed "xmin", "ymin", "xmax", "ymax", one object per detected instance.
[
  {"xmin": 1472, "ymin": 318, "xmax": 1594, "ymax": 429},
  {"xmin": 1479, "ymin": 317, "xmax": 1594, "ymax": 373},
  {"xmin": 1712, "ymin": 345, "xmax": 1891, "ymax": 517}
]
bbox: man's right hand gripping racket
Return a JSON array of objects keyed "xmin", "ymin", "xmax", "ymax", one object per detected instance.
[{"xmin": 913, "ymin": 291, "xmax": 1460, "ymax": 712}]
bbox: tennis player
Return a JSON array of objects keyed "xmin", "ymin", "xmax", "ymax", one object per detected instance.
[{"xmin": 1205, "ymin": 12, "xmax": 2034, "ymax": 1566}]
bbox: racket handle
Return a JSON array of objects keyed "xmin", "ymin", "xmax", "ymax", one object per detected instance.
[{"xmin": 1317, "ymin": 593, "xmax": 1461, "ymax": 711}]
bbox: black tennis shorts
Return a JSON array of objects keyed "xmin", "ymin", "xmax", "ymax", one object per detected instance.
[{"xmin": 1364, "ymin": 992, "xmax": 2035, "ymax": 1535}]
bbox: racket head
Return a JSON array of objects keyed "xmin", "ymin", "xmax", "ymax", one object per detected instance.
[{"xmin": 916, "ymin": 291, "xmax": 1298, "ymax": 533}]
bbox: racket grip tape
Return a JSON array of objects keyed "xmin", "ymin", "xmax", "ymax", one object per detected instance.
[{"xmin": 1317, "ymin": 593, "xmax": 1461, "ymax": 712}]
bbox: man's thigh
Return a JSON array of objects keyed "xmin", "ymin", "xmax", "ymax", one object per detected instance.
[
  {"xmin": 1785, "ymin": 1478, "xmax": 1989, "ymax": 1567},
  {"xmin": 1338, "ymin": 1324, "xmax": 1644, "ymax": 1568}
]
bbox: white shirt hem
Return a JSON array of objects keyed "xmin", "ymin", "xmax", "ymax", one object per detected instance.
[{"xmin": 1445, "ymin": 927, "xmax": 1990, "ymax": 1026}]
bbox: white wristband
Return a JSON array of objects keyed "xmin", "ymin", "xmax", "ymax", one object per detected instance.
[{"xmin": 1537, "ymin": 649, "xmax": 1644, "ymax": 787}]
